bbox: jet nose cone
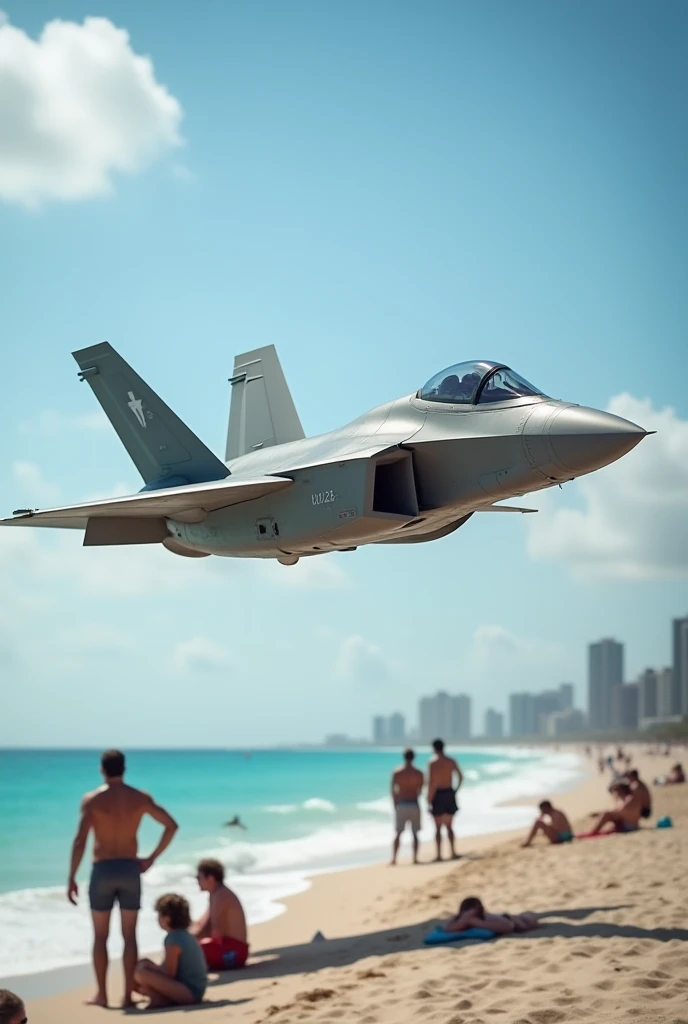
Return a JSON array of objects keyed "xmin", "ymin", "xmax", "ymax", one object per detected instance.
[{"xmin": 548, "ymin": 406, "xmax": 648, "ymax": 476}]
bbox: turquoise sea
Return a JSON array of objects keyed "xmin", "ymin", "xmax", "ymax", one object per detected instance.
[{"xmin": 0, "ymin": 747, "xmax": 583, "ymax": 977}]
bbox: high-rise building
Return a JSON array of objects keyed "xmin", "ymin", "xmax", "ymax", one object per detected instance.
[
  {"xmin": 672, "ymin": 616, "xmax": 688, "ymax": 716},
  {"xmin": 449, "ymin": 695, "xmax": 472, "ymax": 741},
  {"xmin": 419, "ymin": 692, "xmax": 456, "ymax": 742},
  {"xmin": 509, "ymin": 693, "xmax": 536, "ymax": 738},
  {"xmin": 638, "ymin": 669, "xmax": 658, "ymax": 721},
  {"xmin": 533, "ymin": 690, "xmax": 565, "ymax": 734},
  {"xmin": 612, "ymin": 683, "xmax": 639, "ymax": 732},
  {"xmin": 387, "ymin": 712, "xmax": 406, "ymax": 744},
  {"xmin": 657, "ymin": 667, "xmax": 674, "ymax": 719},
  {"xmin": 558, "ymin": 683, "xmax": 574, "ymax": 711},
  {"xmin": 588, "ymin": 638, "xmax": 624, "ymax": 731},
  {"xmin": 546, "ymin": 708, "xmax": 586, "ymax": 737},
  {"xmin": 372, "ymin": 716, "xmax": 386, "ymax": 744},
  {"xmin": 484, "ymin": 708, "xmax": 504, "ymax": 739}
]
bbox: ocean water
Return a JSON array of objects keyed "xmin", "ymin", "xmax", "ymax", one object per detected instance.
[{"xmin": 0, "ymin": 747, "xmax": 583, "ymax": 977}]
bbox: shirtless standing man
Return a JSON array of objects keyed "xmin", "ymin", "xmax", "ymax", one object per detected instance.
[
  {"xmin": 390, "ymin": 749, "xmax": 424, "ymax": 865},
  {"xmin": 191, "ymin": 859, "xmax": 249, "ymax": 969},
  {"xmin": 427, "ymin": 739, "xmax": 463, "ymax": 861},
  {"xmin": 67, "ymin": 750, "xmax": 178, "ymax": 1008}
]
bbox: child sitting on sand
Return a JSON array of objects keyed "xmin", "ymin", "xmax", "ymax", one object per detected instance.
[
  {"xmin": 134, "ymin": 894, "xmax": 208, "ymax": 1009},
  {"xmin": 444, "ymin": 896, "xmax": 540, "ymax": 935}
]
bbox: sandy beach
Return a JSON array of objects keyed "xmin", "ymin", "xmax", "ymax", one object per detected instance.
[{"xmin": 18, "ymin": 748, "xmax": 687, "ymax": 1024}]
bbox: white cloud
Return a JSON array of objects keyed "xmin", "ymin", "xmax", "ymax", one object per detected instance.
[
  {"xmin": 171, "ymin": 636, "xmax": 234, "ymax": 674},
  {"xmin": 11, "ymin": 460, "xmax": 59, "ymax": 502},
  {"xmin": 0, "ymin": 13, "xmax": 182, "ymax": 207},
  {"xmin": 526, "ymin": 394, "xmax": 688, "ymax": 581},
  {"xmin": 335, "ymin": 634, "xmax": 401, "ymax": 683},
  {"xmin": 19, "ymin": 409, "xmax": 110, "ymax": 435}
]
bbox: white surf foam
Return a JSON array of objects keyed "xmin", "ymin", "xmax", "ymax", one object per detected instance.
[{"xmin": 0, "ymin": 750, "xmax": 584, "ymax": 978}]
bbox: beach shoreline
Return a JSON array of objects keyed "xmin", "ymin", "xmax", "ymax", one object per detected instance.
[
  {"xmin": 2, "ymin": 744, "xmax": 594, "ymax": 1002},
  {"xmin": 9, "ymin": 745, "xmax": 683, "ymax": 1024},
  {"xmin": 0, "ymin": 743, "xmax": 585, "ymax": 986}
]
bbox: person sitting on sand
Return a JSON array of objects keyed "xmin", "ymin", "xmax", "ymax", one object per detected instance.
[
  {"xmin": 191, "ymin": 858, "xmax": 249, "ymax": 969},
  {"xmin": 624, "ymin": 769, "xmax": 652, "ymax": 818},
  {"xmin": 590, "ymin": 782, "xmax": 641, "ymax": 834},
  {"xmin": 134, "ymin": 894, "xmax": 207, "ymax": 1009},
  {"xmin": 444, "ymin": 896, "xmax": 540, "ymax": 935},
  {"xmin": 0, "ymin": 989, "xmax": 26, "ymax": 1024},
  {"xmin": 521, "ymin": 800, "xmax": 573, "ymax": 847},
  {"xmin": 664, "ymin": 763, "xmax": 685, "ymax": 785}
]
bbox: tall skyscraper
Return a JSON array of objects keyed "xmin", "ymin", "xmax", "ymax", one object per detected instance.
[
  {"xmin": 484, "ymin": 708, "xmax": 504, "ymax": 739},
  {"xmin": 638, "ymin": 669, "xmax": 658, "ymax": 721},
  {"xmin": 533, "ymin": 690, "xmax": 565, "ymax": 734},
  {"xmin": 419, "ymin": 692, "xmax": 452, "ymax": 741},
  {"xmin": 672, "ymin": 616, "xmax": 688, "ymax": 716},
  {"xmin": 387, "ymin": 712, "xmax": 406, "ymax": 743},
  {"xmin": 657, "ymin": 667, "xmax": 674, "ymax": 719},
  {"xmin": 558, "ymin": 683, "xmax": 574, "ymax": 711},
  {"xmin": 372, "ymin": 716, "xmax": 386, "ymax": 744},
  {"xmin": 588, "ymin": 638, "xmax": 624, "ymax": 731},
  {"xmin": 509, "ymin": 693, "xmax": 536, "ymax": 737},
  {"xmin": 449, "ymin": 695, "xmax": 472, "ymax": 741},
  {"xmin": 612, "ymin": 683, "xmax": 639, "ymax": 732}
]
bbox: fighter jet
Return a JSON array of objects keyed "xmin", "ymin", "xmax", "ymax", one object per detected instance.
[{"xmin": 1, "ymin": 343, "xmax": 649, "ymax": 562}]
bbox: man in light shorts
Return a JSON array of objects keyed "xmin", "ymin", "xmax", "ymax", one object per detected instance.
[{"xmin": 390, "ymin": 749, "xmax": 424, "ymax": 865}]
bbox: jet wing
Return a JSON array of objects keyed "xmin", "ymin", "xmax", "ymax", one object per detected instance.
[
  {"xmin": 1, "ymin": 475, "xmax": 293, "ymax": 530},
  {"xmin": 478, "ymin": 504, "xmax": 537, "ymax": 513}
]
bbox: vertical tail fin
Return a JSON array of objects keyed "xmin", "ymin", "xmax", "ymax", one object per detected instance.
[
  {"xmin": 72, "ymin": 342, "xmax": 229, "ymax": 486},
  {"xmin": 226, "ymin": 345, "xmax": 305, "ymax": 460}
]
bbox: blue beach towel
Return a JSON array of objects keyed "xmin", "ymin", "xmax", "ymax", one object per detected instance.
[{"xmin": 423, "ymin": 926, "xmax": 496, "ymax": 946}]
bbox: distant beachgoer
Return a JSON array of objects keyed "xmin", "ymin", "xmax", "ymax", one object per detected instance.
[
  {"xmin": 444, "ymin": 896, "xmax": 540, "ymax": 935},
  {"xmin": 655, "ymin": 763, "xmax": 686, "ymax": 785},
  {"xmin": 625, "ymin": 769, "xmax": 652, "ymax": 818},
  {"xmin": 390, "ymin": 748, "xmax": 424, "ymax": 865},
  {"xmin": 223, "ymin": 816, "xmax": 247, "ymax": 830},
  {"xmin": 590, "ymin": 782, "xmax": 641, "ymax": 834},
  {"xmin": 0, "ymin": 989, "xmax": 26, "ymax": 1024},
  {"xmin": 521, "ymin": 800, "xmax": 573, "ymax": 847},
  {"xmin": 67, "ymin": 749, "xmax": 178, "ymax": 1009},
  {"xmin": 134, "ymin": 894, "xmax": 207, "ymax": 1008},
  {"xmin": 191, "ymin": 859, "xmax": 249, "ymax": 969},
  {"xmin": 427, "ymin": 739, "xmax": 463, "ymax": 861}
]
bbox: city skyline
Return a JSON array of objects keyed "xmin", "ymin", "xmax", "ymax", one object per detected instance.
[{"xmin": 366, "ymin": 610, "xmax": 687, "ymax": 744}]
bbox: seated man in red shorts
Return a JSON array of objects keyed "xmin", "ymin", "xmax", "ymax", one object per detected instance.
[{"xmin": 190, "ymin": 858, "xmax": 249, "ymax": 970}]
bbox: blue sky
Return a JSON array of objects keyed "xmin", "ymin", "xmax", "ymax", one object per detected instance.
[{"xmin": 1, "ymin": 0, "xmax": 686, "ymax": 746}]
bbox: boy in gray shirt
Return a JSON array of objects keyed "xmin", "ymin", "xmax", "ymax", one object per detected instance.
[{"xmin": 134, "ymin": 893, "xmax": 207, "ymax": 1008}]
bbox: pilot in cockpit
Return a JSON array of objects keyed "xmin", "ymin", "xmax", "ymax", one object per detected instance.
[{"xmin": 438, "ymin": 374, "xmax": 460, "ymax": 398}]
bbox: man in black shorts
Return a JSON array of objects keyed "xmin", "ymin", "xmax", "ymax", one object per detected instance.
[
  {"xmin": 67, "ymin": 750, "xmax": 178, "ymax": 1008},
  {"xmin": 427, "ymin": 739, "xmax": 463, "ymax": 861}
]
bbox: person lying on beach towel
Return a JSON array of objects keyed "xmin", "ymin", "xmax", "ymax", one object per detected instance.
[
  {"xmin": 521, "ymin": 800, "xmax": 573, "ymax": 847},
  {"xmin": 589, "ymin": 782, "xmax": 641, "ymax": 835},
  {"xmin": 443, "ymin": 896, "xmax": 540, "ymax": 936}
]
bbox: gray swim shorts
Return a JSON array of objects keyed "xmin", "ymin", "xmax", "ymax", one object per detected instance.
[
  {"xmin": 395, "ymin": 800, "xmax": 421, "ymax": 834},
  {"xmin": 89, "ymin": 859, "xmax": 141, "ymax": 912}
]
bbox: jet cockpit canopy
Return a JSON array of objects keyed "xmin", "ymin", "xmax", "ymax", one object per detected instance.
[{"xmin": 419, "ymin": 360, "xmax": 545, "ymax": 406}]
